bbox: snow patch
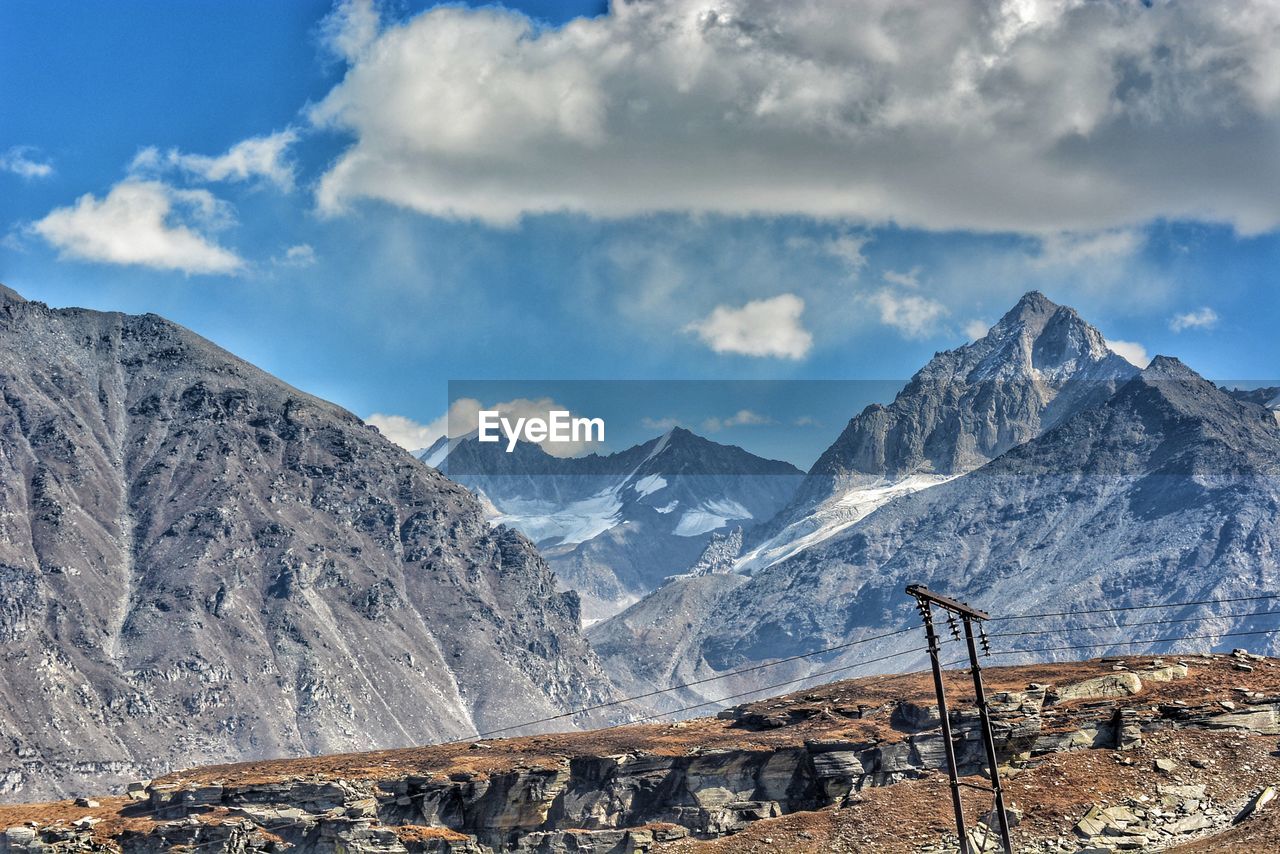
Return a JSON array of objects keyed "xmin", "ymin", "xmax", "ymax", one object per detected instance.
[
  {"xmin": 644, "ymin": 429, "xmax": 674, "ymax": 462},
  {"xmin": 673, "ymin": 499, "xmax": 752, "ymax": 537},
  {"xmin": 490, "ymin": 489, "xmax": 623, "ymax": 545},
  {"xmin": 632, "ymin": 474, "xmax": 667, "ymax": 497},
  {"xmin": 736, "ymin": 474, "xmax": 956, "ymax": 572},
  {"xmin": 655, "ymin": 500, "xmax": 679, "ymax": 514}
]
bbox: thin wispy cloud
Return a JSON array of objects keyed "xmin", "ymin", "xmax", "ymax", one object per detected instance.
[
  {"xmin": 702, "ymin": 409, "xmax": 772, "ymax": 433},
  {"xmin": 131, "ymin": 130, "xmax": 299, "ymax": 191},
  {"xmin": 1169, "ymin": 307, "xmax": 1220, "ymax": 332},
  {"xmin": 1, "ymin": 146, "xmax": 54, "ymax": 179},
  {"xmin": 882, "ymin": 267, "xmax": 922, "ymax": 289}
]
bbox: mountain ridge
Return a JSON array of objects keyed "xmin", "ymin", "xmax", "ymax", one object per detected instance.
[{"xmin": 425, "ymin": 425, "xmax": 803, "ymax": 621}]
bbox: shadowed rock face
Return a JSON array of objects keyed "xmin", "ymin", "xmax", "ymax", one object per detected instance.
[{"xmin": 0, "ymin": 286, "xmax": 617, "ymax": 800}]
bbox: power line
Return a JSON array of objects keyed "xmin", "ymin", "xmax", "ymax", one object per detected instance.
[
  {"xmin": 479, "ymin": 594, "xmax": 1280, "ymax": 738},
  {"xmin": 992, "ymin": 591, "xmax": 1280, "ymax": 622},
  {"xmin": 176, "ymin": 644, "xmax": 931, "ymax": 852},
  {"xmin": 620, "ymin": 645, "xmax": 929, "ymax": 727},
  {"xmin": 476, "ymin": 625, "xmax": 917, "ymax": 738},
  {"xmin": 986, "ymin": 607, "xmax": 1280, "ymax": 639},
  {"xmin": 943, "ymin": 625, "xmax": 1280, "ymax": 667}
]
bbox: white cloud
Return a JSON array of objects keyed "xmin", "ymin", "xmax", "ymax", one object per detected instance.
[
  {"xmin": 792, "ymin": 415, "xmax": 821, "ymax": 427},
  {"xmin": 1105, "ymin": 338, "xmax": 1151, "ymax": 368},
  {"xmin": 1169, "ymin": 307, "xmax": 1220, "ymax": 332},
  {"xmin": 365, "ymin": 412, "xmax": 445, "ymax": 452},
  {"xmin": 701, "ymin": 409, "xmax": 772, "ymax": 433},
  {"xmin": 277, "ymin": 243, "xmax": 317, "ymax": 267},
  {"xmin": 1, "ymin": 146, "xmax": 53, "ymax": 179},
  {"xmin": 310, "ymin": 0, "xmax": 1280, "ymax": 233},
  {"xmin": 684, "ymin": 294, "xmax": 813, "ymax": 360},
  {"xmin": 32, "ymin": 180, "xmax": 244, "ymax": 274},
  {"xmin": 866, "ymin": 288, "xmax": 948, "ymax": 338},
  {"xmin": 822, "ymin": 234, "xmax": 871, "ymax": 274},
  {"xmin": 882, "ymin": 267, "xmax": 922, "ymax": 288},
  {"xmin": 964, "ymin": 319, "xmax": 992, "ymax": 340},
  {"xmin": 131, "ymin": 129, "xmax": 298, "ymax": 190}
]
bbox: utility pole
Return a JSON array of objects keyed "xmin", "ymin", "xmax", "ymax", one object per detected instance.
[{"xmin": 906, "ymin": 584, "xmax": 1012, "ymax": 854}]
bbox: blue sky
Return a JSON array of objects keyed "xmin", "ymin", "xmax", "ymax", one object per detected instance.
[{"xmin": 1, "ymin": 0, "xmax": 1277, "ymax": 467}]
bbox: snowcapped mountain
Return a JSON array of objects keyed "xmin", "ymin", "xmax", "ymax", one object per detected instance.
[
  {"xmin": 595, "ymin": 353, "xmax": 1280, "ymax": 710},
  {"xmin": 589, "ymin": 293, "xmax": 1280, "ymax": 709},
  {"xmin": 421, "ymin": 427, "xmax": 803, "ymax": 621},
  {"xmin": 735, "ymin": 291, "xmax": 1138, "ymax": 572}
]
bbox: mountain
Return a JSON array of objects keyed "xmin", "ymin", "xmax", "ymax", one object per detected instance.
[
  {"xmin": 0, "ymin": 286, "xmax": 618, "ymax": 800},
  {"xmin": 1227, "ymin": 385, "xmax": 1280, "ymax": 423},
  {"xmin": 424, "ymin": 428, "xmax": 803, "ymax": 621},
  {"xmin": 601, "ymin": 355, "xmax": 1280, "ymax": 708},
  {"xmin": 733, "ymin": 291, "xmax": 1138, "ymax": 572}
]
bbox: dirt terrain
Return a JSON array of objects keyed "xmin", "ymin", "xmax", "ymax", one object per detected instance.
[{"xmin": 2, "ymin": 654, "xmax": 1279, "ymax": 852}]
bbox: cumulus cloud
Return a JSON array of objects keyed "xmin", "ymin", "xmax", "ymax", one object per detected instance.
[
  {"xmin": 1, "ymin": 146, "xmax": 53, "ymax": 179},
  {"xmin": 685, "ymin": 294, "xmax": 813, "ymax": 359},
  {"xmin": 310, "ymin": 0, "xmax": 1280, "ymax": 232},
  {"xmin": 1106, "ymin": 338, "xmax": 1151, "ymax": 367},
  {"xmin": 701, "ymin": 409, "xmax": 772, "ymax": 432},
  {"xmin": 964, "ymin": 319, "xmax": 992, "ymax": 340},
  {"xmin": 1169, "ymin": 307, "xmax": 1220, "ymax": 332},
  {"xmin": 32, "ymin": 180, "xmax": 244, "ymax": 274},
  {"xmin": 865, "ymin": 289, "xmax": 948, "ymax": 338},
  {"xmin": 131, "ymin": 129, "xmax": 298, "ymax": 190}
]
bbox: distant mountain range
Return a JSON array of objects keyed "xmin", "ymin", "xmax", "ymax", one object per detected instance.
[
  {"xmin": 420, "ymin": 428, "xmax": 803, "ymax": 621},
  {"xmin": 590, "ymin": 293, "xmax": 1280, "ymax": 708},
  {"xmin": 0, "ymin": 285, "xmax": 619, "ymax": 800}
]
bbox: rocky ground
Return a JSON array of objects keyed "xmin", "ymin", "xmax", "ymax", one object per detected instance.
[{"xmin": 2, "ymin": 654, "xmax": 1280, "ymax": 852}]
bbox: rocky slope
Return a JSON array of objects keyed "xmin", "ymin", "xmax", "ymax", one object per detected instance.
[
  {"xmin": 426, "ymin": 429, "xmax": 802, "ymax": 621},
  {"xmin": 4, "ymin": 656, "xmax": 1280, "ymax": 852},
  {"xmin": 0, "ymin": 286, "xmax": 618, "ymax": 801}
]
